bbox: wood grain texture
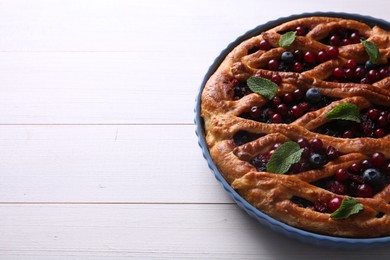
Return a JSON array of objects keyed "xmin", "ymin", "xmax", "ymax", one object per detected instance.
[
  {"xmin": 0, "ymin": 125, "xmax": 232, "ymax": 203},
  {"xmin": 1, "ymin": 204, "xmax": 390, "ymax": 259},
  {"xmin": 0, "ymin": 0, "xmax": 389, "ymax": 258}
]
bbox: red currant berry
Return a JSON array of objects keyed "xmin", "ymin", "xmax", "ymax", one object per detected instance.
[
  {"xmin": 297, "ymin": 138, "xmax": 310, "ymax": 148},
  {"xmin": 272, "ymin": 96, "xmax": 282, "ymax": 106},
  {"xmin": 335, "ymin": 168, "xmax": 349, "ymax": 182},
  {"xmin": 310, "ymin": 138, "xmax": 323, "ymax": 152},
  {"xmin": 357, "ymin": 184, "xmax": 373, "ymax": 198},
  {"xmin": 293, "ymin": 89, "xmax": 304, "ymax": 101},
  {"xmin": 333, "ymin": 67, "xmax": 344, "ymax": 79},
  {"xmin": 290, "ymin": 105, "xmax": 304, "ymax": 118},
  {"xmin": 367, "ymin": 69, "xmax": 379, "ymax": 82},
  {"xmin": 375, "ymin": 128, "xmax": 385, "ymax": 138},
  {"xmin": 327, "ymin": 46, "xmax": 339, "ymax": 59},
  {"xmin": 268, "ymin": 59, "xmax": 280, "ymax": 70},
  {"xmin": 293, "ymin": 50, "xmax": 304, "ymax": 62},
  {"xmin": 292, "ymin": 62, "xmax": 303, "ymax": 72},
  {"xmin": 271, "ymin": 113, "xmax": 283, "ymax": 123},
  {"xmin": 328, "ymin": 197, "xmax": 342, "ymax": 212},
  {"xmin": 295, "ymin": 26, "xmax": 305, "ymax": 36},
  {"xmin": 345, "ymin": 59, "xmax": 357, "ymax": 70},
  {"xmin": 349, "ymin": 32, "xmax": 361, "ymax": 44},
  {"xmin": 317, "ymin": 50, "xmax": 330, "ymax": 63},
  {"xmin": 276, "ymin": 104, "xmax": 289, "ymax": 116},
  {"xmin": 342, "ymin": 38, "xmax": 351, "ymax": 45},
  {"xmin": 371, "ymin": 152, "xmax": 386, "ymax": 168},
  {"xmin": 259, "ymin": 40, "xmax": 271, "ymax": 50},
  {"xmin": 350, "ymin": 163, "xmax": 362, "ymax": 174},
  {"xmin": 304, "ymin": 51, "xmax": 316, "ymax": 64},
  {"xmin": 271, "ymin": 74, "xmax": 282, "ymax": 85},
  {"xmin": 330, "ymin": 35, "xmax": 340, "ymax": 46},
  {"xmin": 355, "ymin": 67, "xmax": 366, "ymax": 79},
  {"xmin": 283, "ymin": 93, "xmax": 294, "ymax": 104}
]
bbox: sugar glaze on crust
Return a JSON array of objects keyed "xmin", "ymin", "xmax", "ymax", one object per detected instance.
[{"xmin": 201, "ymin": 16, "xmax": 390, "ymax": 237}]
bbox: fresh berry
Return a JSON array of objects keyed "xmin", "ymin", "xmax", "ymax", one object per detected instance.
[
  {"xmin": 367, "ymin": 69, "xmax": 379, "ymax": 82},
  {"xmin": 350, "ymin": 163, "xmax": 362, "ymax": 174},
  {"xmin": 362, "ymin": 168, "xmax": 385, "ymax": 189},
  {"xmin": 309, "ymin": 152, "xmax": 327, "ymax": 168},
  {"xmin": 295, "ymin": 26, "xmax": 305, "ymax": 36},
  {"xmin": 293, "ymin": 50, "xmax": 304, "ymax": 62},
  {"xmin": 297, "ymin": 138, "xmax": 310, "ymax": 148},
  {"xmin": 293, "ymin": 89, "xmax": 304, "ymax": 101},
  {"xmin": 283, "ymin": 93, "xmax": 294, "ymax": 104},
  {"xmin": 327, "ymin": 46, "xmax": 339, "ymax": 59},
  {"xmin": 335, "ymin": 168, "xmax": 349, "ymax": 181},
  {"xmin": 277, "ymin": 104, "xmax": 289, "ymax": 116},
  {"xmin": 345, "ymin": 59, "xmax": 357, "ymax": 70},
  {"xmin": 281, "ymin": 51, "xmax": 294, "ymax": 64},
  {"xmin": 328, "ymin": 197, "xmax": 342, "ymax": 212},
  {"xmin": 367, "ymin": 108, "xmax": 380, "ymax": 121},
  {"xmin": 271, "ymin": 74, "xmax": 282, "ymax": 85},
  {"xmin": 290, "ymin": 105, "xmax": 304, "ymax": 118},
  {"xmin": 365, "ymin": 60, "xmax": 377, "ymax": 70},
  {"xmin": 293, "ymin": 62, "xmax": 303, "ymax": 72},
  {"xmin": 304, "ymin": 51, "xmax": 316, "ymax": 63},
  {"xmin": 371, "ymin": 152, "xmax": 386, "ymax": 168},
  {"xmin": 272, "ymin": 96, "xmax": 282, "ymax": 106},
  {"xmin": 305, "ymin": 88, "xmax": 322, "ymax": 103},
  {"xmin": 317, "ymin": 50, "xmax": 330, "ymax": 63},
  {"xmin": 329, "ymin": 35, "xmax": 340, "ymax": 46},
  {"xmin": 349, "ymin": 32, "xmax": 361, "ymax": 43},
  {"xmin": 268, "ymin": 59, "xmax": 280, "ymax": 70},
  {"xmin": 333, "ymin": 67, "xmax": 344, "ymax": 79},
  {"xmin": 259, "ymin": 40, "xmax": 271, "ymax": 50},
  {"xmin": 357, "ymin": 184, "xmax": 373, "ymax": 197},
  {"xmin": 271, "ymin": 113, "xmax": 283, "ymax": 123},
  {"xmin": 310, "ymin": 138, "xmax": 323, "ymax": 152}
]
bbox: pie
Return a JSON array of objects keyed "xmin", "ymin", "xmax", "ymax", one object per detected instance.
[{"xmin": 200, "ymin": 15, "xmax": 390, "ymax": 237}]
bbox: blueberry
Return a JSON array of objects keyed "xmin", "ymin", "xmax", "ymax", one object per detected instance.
[
  {"xmin": 309, "ymin": 152, "xmax": 327, "ymax": 169},
  {"xmin": 305, "ymin": 88, "xmax": 322, "ymax": 103},
  {"xmin": 281, "ymin": 51, "xmax": 294, "ymax": 65},
  {"xmin": 364, "ymin": 60, "xmax": 377, "ymax": 70},
  {"xmin": 362, "ymin": 168, "xmax": 385, "ymax": 189}
]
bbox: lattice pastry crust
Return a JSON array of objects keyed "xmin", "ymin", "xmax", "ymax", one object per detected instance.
[{"xmin": 201, "ymin": 16, "xmax": 390, "ymax": 237}]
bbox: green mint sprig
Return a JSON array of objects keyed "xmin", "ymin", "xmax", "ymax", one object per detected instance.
[
  {"xmin": 361, "ymin": 40, "xmax": 380, "ymax": 64},
  {"xmin": 247, "ymin": 76, "xmax": 278, "ymax": 100},
  {"xmin": 279, "ymin": 31, "xmax": 296, "ymax": 48},
  {"xmin": 330, "ymin": 197, "xmax": 364, "ymax": 220},
  {"xmin": 266, "ymin": 141, "xmax": 303, "ymax": 174},
  {"xmin": 326, "ymin": 103, "xmax": 361, "ymax": 123}
]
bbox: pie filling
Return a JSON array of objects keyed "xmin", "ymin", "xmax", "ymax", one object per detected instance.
[
  {"xmin": 231, "ymin": 32, "xmax": 390, "ymax": 212},
  {"xmin": 202, "ymin": 16, "xmax": 390, "ymax": 237}
]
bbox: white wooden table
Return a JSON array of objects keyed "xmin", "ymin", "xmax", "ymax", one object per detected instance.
[{"xmin": 0, "ymin": 0, "xmax": 389, "ymax": 258}]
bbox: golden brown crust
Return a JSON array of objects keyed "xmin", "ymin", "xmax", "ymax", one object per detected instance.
[{"xmin": 201, "ymin": 16, "xmax": 390, "ymax": 237}]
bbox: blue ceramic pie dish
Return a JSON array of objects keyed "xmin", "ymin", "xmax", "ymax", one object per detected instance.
[{"xmin": 194, "ymin": 12, "xmax": 390, "ymax": 249}]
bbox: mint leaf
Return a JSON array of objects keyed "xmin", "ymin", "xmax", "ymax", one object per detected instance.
[
  {"xmin": 266, "ymin": 141, "xmax": 303, "ymax": 174},
  {"xmin": 247, "ymin": 76, "xmax": 278, "ymax": 100},
  {"xmin": 279, "ymin": 31, "xmax": 296, "ymax": 48},
  {"xmin": 361, "ymin": 40, "xmax": 380, "ymax": 64},
  {"xmin": 326, "ymin": 103, "xmax": 361, "ymax": 123},
  {"xmin": 330, "ymin": 197, "xmax": 363, "ymax": 220}
]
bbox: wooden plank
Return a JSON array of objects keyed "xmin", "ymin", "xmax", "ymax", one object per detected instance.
[
  {"xmin": 1, "ymin": 203, "xmax": 389, "ymax": 259},
  {"xmin": 0, "ymin": 125, "xmax": 232, "ymax": 203},
  {"xmin": 0, "ymin": 52, "xmax": 204, "ymax": 124},
  {"xmin": 0, "ymin": 0, "xmax": 387, "ymax": 52}
]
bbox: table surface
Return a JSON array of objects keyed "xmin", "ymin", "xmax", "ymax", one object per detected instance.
[{"xmin": 1, "ymin": 0, "xmax": 389, "ymax": 258}]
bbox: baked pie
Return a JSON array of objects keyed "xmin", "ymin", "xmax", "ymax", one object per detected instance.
[{"xmin": 200, "ymin": 15, "xmax": 390, "ymax": 237}]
